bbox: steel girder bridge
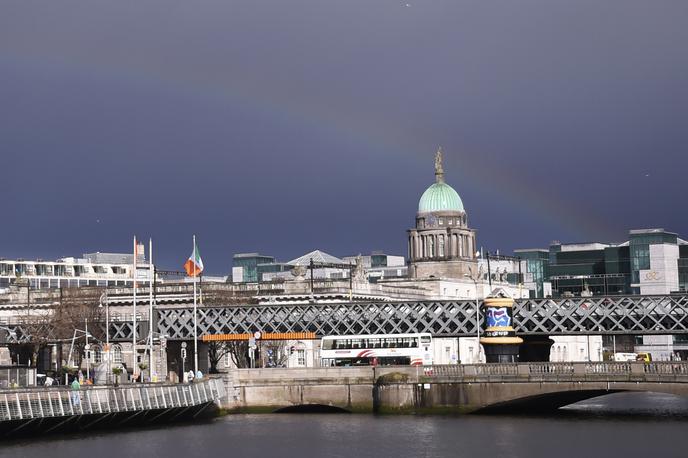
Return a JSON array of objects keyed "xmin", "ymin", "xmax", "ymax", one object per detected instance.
[
  {"xmin": 154, "ymin": 295, "xmax": 688, "ymax": 340},
  {"xmin": 3, "ymin": 295, "xmax": 688, "ymax": 343}
]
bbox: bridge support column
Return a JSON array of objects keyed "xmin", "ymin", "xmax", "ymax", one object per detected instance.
[
  {"xmin": 518, "ymin": 336, "xmax": 554, "ymax": 362},
  {"xmin": 480, "ymin": 295, "xmax": 523, "ymax": 363}
]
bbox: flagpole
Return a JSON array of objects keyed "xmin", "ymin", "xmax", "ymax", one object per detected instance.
[
  {"xmin": 148, "ymin": 237, "xmax": 154, "ymax": 382},
  {"xmin": 133, "ymin": 235, "xmax": 137, "ymax": 381},
  {"xmin": 193, "ymin": 235, "xmax": 198, "ymax": 376}
]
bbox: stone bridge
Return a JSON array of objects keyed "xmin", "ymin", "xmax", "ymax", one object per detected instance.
[{"xmin": 221, "ymin": 362, "xmax": 688, "ymax": 414}]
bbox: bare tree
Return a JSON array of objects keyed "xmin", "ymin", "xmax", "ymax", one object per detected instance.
[
  {"xmin": 226, "ymin": 340, "xmax": 251, "ymax": 368},
  {"xmin": 50, "ymin": 287, "xmax": 105, "ymax": 366},
  {"xmin": 207, "ymin": 340, "xmax": 232, "ymax": 373}
]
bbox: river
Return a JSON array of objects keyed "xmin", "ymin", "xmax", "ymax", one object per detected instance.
[{"xmin": 1, "ymin": 392, "xmax": 686, "ymax": 458}]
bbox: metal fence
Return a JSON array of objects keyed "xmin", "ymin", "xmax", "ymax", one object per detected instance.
[
  {"xmin": 0, "ymin": 378, "xmax": 225, "ymax": 422},
  {"xmin": 0, "ymin": 366, "xmax": 36, "ymax": 388}
]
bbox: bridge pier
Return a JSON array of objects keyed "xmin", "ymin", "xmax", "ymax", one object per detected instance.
[{"xmin": 518, "ymin": 336, "xmax": 555, "ymax": 362}]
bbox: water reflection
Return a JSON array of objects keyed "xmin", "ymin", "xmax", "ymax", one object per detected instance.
[{"xmin": 0, "ymin": 392, "xmax": 686, "ymax": 458}]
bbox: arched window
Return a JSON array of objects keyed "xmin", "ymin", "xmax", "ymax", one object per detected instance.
[
  {"xmin": 438, "ymin": 237, "xmax": 445, "ymax": 257},
  {"xmin": 112, "ymin": 344, "xmax": 123, "ymax": 364},
  {"xmin": 429, "ymin": 237, "xmax": 435, "ymax": 257},
  {"xmin": 91, "ymin": 345, "xmax": 102, "ymax": 364}
]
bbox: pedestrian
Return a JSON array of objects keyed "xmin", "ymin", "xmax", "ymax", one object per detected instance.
[
  {"xmin": 187, "ymin": 370, "xmax": 195, "ymax": 383},
  {"xmin": 44, "ymin": 375, "xmax": 54, "ymax": 387},
  {"xmin": 71, "ymin": 378, "xmax": 81, "ymax": 406}
]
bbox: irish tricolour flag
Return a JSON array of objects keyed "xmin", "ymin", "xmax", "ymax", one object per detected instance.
[{"xmin": 184, "ymin": 237, "xmax": 204, "ymax": 277}]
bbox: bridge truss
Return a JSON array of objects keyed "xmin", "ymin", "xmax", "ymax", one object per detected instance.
[
  {"xmin": 156, "ymin": 295, "xmax": 688, "ymax": 339},
  {"xmin": 4, "ymin": 295, "xmax": 688, "ymax": 342}
]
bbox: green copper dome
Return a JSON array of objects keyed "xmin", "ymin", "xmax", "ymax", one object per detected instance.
[
  {"xmin": 417, "ymin": 147, "xmax": 465, "ymax": 213},
  {"xmin": 418, "ymin": 182, "xmax": 464, "ymax": 213}
]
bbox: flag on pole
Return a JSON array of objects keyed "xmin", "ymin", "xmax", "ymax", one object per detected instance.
[{"xmin": 184, "ymin": 238, "xmax": 204, "ymax": 277}]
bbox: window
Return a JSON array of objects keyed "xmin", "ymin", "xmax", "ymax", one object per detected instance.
[
  {"xmin": 224, "ymin": 352, "xmax": 232, "ymax": 368},
  {"xmin": 91, "ymin": 345, "xmax": 102, "ymax": 364},
  {"xmin": 438, "ymin": 218, "xmax": 444, "ymax": 225},
  {"xmin": 439, "ymin": 237, "xmax": 445, "ymax": 257},
  {"xmin": 112, "ymin": 345, "xmax": 123, "ymax": 363},
  {"xmin": 296, "ymin": 350, "xmax": 306, "ymax": 366}
]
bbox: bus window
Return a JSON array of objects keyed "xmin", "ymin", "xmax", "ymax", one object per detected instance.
[
  {"xmin": 421, "ymin": 336, "xmax": 431, "ymax": 343},
  {"xmin": 322, "ymin": 340, "xmax": 333, "ymax": 350}
]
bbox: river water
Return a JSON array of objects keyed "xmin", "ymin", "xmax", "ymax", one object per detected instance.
[{"xmin": 1, "ymin": 393, "xmax": 686, "ymax": 458}]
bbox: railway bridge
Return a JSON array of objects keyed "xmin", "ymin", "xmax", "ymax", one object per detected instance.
[{"xmin": 3, "ymin": 294, "xmax": 688, "ymax": 342}]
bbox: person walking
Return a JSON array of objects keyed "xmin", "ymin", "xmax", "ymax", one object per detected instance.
[{"xmin": 71, "ymin": 378, "xmax": 81, "ymax": 406}]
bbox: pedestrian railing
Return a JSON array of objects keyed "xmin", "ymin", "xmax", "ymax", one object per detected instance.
[{"xmin": 0, "ymin": 378, "xmax": 225, "ymax": 422}]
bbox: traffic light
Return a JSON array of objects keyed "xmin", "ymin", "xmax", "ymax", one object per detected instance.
[{"xmin": 290, "ymin": 346, "xmax": 295, "ymax": 355}]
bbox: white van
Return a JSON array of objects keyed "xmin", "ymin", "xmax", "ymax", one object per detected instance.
[{"xmin": 612, "ymin": 352, "xmax": 637, "ymax": 362}]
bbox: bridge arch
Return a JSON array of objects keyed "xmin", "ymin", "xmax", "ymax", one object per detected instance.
[
  {"xmin": 473, "ymin": 385, "xmax": 688, "ymax": 414},
  {"xmin": 475, "ymin": 389, "xmax": 626, "ymax": 413}
]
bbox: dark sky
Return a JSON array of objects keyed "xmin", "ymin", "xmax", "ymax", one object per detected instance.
[{"xmin": 2, "ymin": 1, "xmax": 687, "ymax": 274}]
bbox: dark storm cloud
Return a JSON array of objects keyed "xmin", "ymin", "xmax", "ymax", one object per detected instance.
[{"xmin": 1, "ymin": 1, "xmax": 687, "ymax": 273}]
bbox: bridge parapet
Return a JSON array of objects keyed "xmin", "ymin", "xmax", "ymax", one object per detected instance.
[
  {"xmin": 230, "ymin": 362, "xmax": 688, "ymax": 386},
  {"xmin": 419, "ymin": 362, "xmax": 688, "ymax": 383}
]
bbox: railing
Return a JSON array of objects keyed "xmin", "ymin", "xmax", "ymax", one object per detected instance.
[
  {"xmin": 0, "ymin": 378, "xmax": 225, "ymax": 422},
  {"xmin": 422, "ymin": 362, "xmax": 688, "ymax": 381},
  {"xmin": 644, "ymin": 362, "xmax": 688, "ymax": 376}
]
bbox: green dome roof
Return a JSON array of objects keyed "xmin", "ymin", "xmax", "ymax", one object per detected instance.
[{"xmin": 418, "ymin": 182, "xmax": 464, "ymax": 213}]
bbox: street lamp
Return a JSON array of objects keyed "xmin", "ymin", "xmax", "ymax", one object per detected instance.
[
  {"xmin": 98, "ymin": 290, "xmax": 111, "ymax": 384},
  {"xmin": 465, "ymin": 257, "xmax": 484, "ymax": 364},
  {"xmin": 66, "ymin": 328, "xmax": 92, "ymax": 383}
]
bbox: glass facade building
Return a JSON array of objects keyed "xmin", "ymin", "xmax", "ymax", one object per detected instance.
[
  {"xmin": 515, "ymin": 229, "xmax": 686, "ymax": 298},
  {"xmin": 232, "ymin": 253, "xmax": 276, "ymax": 283}
]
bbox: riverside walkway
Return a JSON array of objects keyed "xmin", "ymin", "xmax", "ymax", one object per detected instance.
[{"xmin": 0, "ymin": 377, "xmax": 225, "ymax": 438}]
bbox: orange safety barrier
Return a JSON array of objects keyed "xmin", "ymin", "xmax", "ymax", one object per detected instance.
[{"xmin": 201, "ymin": 332, "xmax": 317, "ymax": 342}]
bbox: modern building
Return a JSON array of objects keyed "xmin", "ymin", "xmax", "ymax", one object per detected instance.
[
  {"xmin": 231, "ymin": 253, "xmax": 276, "ymax": 283},
  {"xmin": 0, "ymin": 245, "xmax": 150, "ymax": 290},
  {"xmin": 342, "ymin": 252, "xmax": 407, "ymax": 282},
  {"xmin": 515, "ymin": 228, "xmax": 688, "ymax": 298}
]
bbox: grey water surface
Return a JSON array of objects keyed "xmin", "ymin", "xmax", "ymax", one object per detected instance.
[{"xmin": 1, "ymin": 392, "xmax": 686, "ymax": 458}]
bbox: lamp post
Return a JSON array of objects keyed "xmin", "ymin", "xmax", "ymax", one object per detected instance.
[
  {"xmin": 99, "ymin": 290, "xmax": 111, "ymax": 384},
  {"xmin": 66, "ymin": 328, "xmax": 92, "ymax": 385},
  {"xmin": 465, "ymin": 259, "xmax": 485, "ymax": 364}
]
